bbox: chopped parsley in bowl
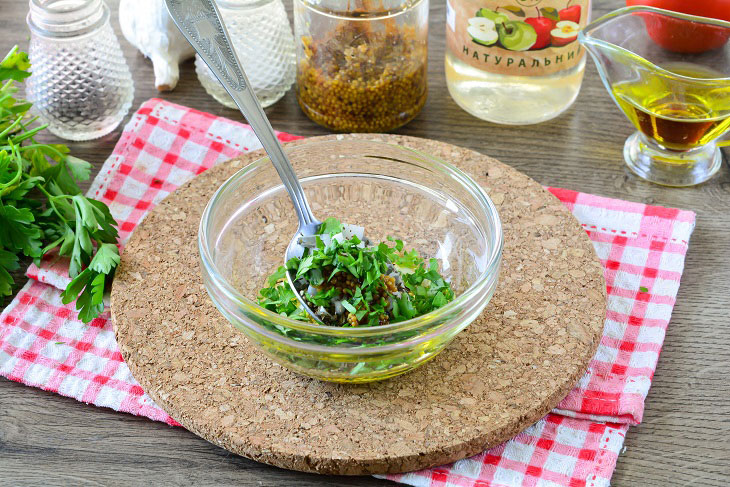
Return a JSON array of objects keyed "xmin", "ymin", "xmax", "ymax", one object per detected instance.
[
  {"xmin": 198, "ymin": 139, "xmax": 503, "ymax": 382},
  {"xmin": 259, "ymin": 218, "xmax": 455, "ymax": 326}
]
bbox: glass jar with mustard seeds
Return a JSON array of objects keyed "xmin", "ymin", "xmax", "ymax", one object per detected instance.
[{"xmin": 293, "ymin": 0, "xmax": 429, "ymax": 132}]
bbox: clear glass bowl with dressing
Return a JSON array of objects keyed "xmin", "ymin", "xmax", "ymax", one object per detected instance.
[{"xmin": 199, "ymin": 139, "xmax": 502, "ymax": 383}]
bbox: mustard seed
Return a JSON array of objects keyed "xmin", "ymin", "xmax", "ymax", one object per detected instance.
[{"xmin": 296, "ymin": 22, "xmax": 427, "ymax": 132}]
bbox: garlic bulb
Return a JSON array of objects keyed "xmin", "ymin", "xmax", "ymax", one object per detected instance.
[{"xmin": 119, "ymin": 0, "xmax": 195, "ymax": 91}]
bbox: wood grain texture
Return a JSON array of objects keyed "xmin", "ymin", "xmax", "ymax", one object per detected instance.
[{"xmin": 1, "ymin": 0, "xmax": 729, "ymax": 485}]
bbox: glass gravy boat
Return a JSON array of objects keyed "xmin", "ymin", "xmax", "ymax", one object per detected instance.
[{"xmin": 579, "ymin": 6, "xmax": 730, "ymax": 186}]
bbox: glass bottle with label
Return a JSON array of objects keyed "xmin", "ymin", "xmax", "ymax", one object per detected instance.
[{"xmin": 445, "ymin": 0, "xmax": 590, "ymax": 125}]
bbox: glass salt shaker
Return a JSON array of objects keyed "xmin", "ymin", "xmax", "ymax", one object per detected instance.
[
  {"xmin": 26, "ymin": 0, "xmax": 134, "ymax": 141},
  {"xmin": 195, "ymin": 0, "xmax": 295, "ymax": 109}
]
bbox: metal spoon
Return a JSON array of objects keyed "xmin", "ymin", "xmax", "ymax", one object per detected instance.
[{"xmin": 165, "ymin": 0, "xmax": 322, "ymax": 322}]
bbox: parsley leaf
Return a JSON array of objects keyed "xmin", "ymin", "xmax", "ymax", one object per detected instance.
[
  {"xmin": 267, "ymin": 265, "xmax": 287, "ymax": 286},
  {"xmin": 317, "ymin": 217, "xmax": 343, "ymax": 236},
  {"xmin": 341, "ymin": 300, "xmax": 357, "ymax": 314},
  {"xmin": 61, "ymin": 243, "xmax": 119, "ymax": 322},
  {"xmin": 0, "ymin": 203, "xmax": 42, "ymax": 258},
  {"xmin": 0, "ymin": 248, "xmax": 19, "ymax": 296},
  {"xmin": 0, "ymin": 46, "xmax": 31, "ymax": 82}
]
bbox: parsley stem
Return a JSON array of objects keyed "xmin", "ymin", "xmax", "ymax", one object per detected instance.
[
  {"xmin": 0, "ymin": 150, "xmax": 22, "ymax": 195},
  {"xmin": 13, "ymin": 143, "xmax": 65, "ymax": 159},
  {"xmin": 32, "ymin": 179, "xmax": 70, "ymax": 224},
  {"xmin": 10, "ymin": 123, "xmax": 45, "ymax": 143},
  {"xmin": 17, "ymin": 118, "xmax": 41, "ymax": 145},
  {"xmin": 0, "ymin": 114, "xmax": 24, "ymax": 139}
]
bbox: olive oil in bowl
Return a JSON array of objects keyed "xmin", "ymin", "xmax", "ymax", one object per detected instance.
[{"xmin": 612, "ymin": 63, "xmax": 730, "ymax": 152}]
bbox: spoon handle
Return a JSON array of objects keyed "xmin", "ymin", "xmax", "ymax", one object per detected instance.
[{"xmin": 165, "ymin": 0, "xmax": 317, "ymax": 228}]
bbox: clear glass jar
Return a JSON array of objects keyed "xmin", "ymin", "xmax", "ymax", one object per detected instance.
[
  {"xmin": 195, "ymin": 0, "xmax": 295, "ymax": 109},
  {"xmin": 26, "ymin": 0, "xmax": 134, "ymax": 141},
  {"xmin": 294, "ymin": 0, "xmax": 429, "ymax": 132},
  {"xmin": 445, "ymin": 0, "xmax": 591, "ymax": 125}
]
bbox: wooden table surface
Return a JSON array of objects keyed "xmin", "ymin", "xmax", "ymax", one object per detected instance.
[{"xmin": 1, "ymin": 1, "xmax": 729, "ymax": 485}]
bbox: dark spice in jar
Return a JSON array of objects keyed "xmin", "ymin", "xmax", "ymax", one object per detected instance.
[{"xmin": 296, "ymin": 20, "xmax": 427, "ymax": 132}]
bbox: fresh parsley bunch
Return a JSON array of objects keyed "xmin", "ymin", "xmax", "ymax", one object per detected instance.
[{"xmin": 0, "ymin": 46, "xmax": 120, "ymax": 322}]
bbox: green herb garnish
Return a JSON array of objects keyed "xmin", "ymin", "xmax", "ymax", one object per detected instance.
[
  {"xmin": 258, "ymin": 219, "xmax": 454, "ymax": 327},
  {"xmin": 0, "ymin": 46, "xmax": 119, "ymax": 322}
]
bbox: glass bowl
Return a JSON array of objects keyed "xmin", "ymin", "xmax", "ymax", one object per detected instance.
[{"xmin": 198, "ymin": 139, "xmax": 502, "ymax": 383}]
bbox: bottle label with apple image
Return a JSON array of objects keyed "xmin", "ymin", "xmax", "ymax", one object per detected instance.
[{"xmin": 446, "ymin": 0, "xmax": 589, "ymax": 76}]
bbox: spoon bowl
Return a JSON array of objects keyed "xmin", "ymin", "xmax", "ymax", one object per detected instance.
[{"xmin": 284, "ymin": 219, "xmax": 323, "ymax": 323}]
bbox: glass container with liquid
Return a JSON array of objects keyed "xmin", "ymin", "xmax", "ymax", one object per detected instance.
[
  {"xmin": 612, "ymin": 63, "xmax": 730, "ymax": 151},
  {"xmin": 580, "ymin": 6, "xmax": 730, "ymax": 186},
  {"xmin": 445, "ymin": 0, "xmax": 591, "ymax": 125},
  {"xmin": 293, "ymin": 0, "xmax": 429, "ymax": 132}
]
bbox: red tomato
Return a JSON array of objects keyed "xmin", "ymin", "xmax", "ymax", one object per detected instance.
[
  {"xmin": 626, "ymin": 0, "xmax": 730, "ymax": 53},
  {"xmin": 626, "ymin": 0, "xmax": 730, "ymax": 20}
]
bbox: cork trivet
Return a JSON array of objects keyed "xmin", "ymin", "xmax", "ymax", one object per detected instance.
[{"xmin": 111, "ymin": 134, "xmax": 606, "ymax": 475}]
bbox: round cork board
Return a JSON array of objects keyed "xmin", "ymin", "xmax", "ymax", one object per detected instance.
[{"xmin": 111, "ymin": 134, "xmax": 606, "ymax": 475}]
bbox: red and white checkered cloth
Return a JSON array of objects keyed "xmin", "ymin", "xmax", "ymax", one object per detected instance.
[{"xmin": 0, "ymin": 99, "xmax": 696, "ymax": 487}]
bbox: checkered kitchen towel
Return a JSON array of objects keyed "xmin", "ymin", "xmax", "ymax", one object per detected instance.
[{"xmin": 0, "ymin": 99, "xmax": 696, "ymax": 487}]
